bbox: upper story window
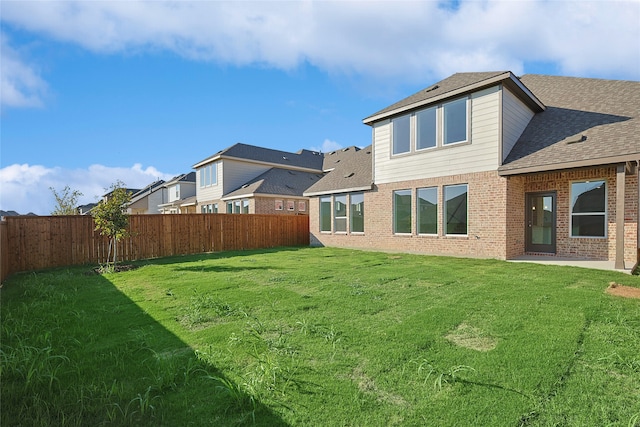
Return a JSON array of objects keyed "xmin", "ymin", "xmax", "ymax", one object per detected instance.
[
  {"xmin": 391, "ymin": 96, "xmax": 469, "ymax": 156},
  {"xmin": 392, "ymin": 115, "xmax": 411, "ymax": 155},
  {"xmin": 199, "ymin": 163, "xmax": 218, "ymax": 188},
  {"xmin": 443, "ymin": 98, "xmax": 468, "ymax": 145}
]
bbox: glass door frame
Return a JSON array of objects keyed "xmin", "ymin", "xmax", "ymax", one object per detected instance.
[{"xmin": 525, "ymin": 191, "xmax": 557, "ymax": 253}]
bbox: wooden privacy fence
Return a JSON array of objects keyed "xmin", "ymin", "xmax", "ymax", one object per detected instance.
[{"xmin": 0, "ymin": 214, "xmax": 309, "ymax": 281}]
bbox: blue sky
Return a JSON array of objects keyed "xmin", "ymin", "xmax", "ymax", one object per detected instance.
[{"xmin": 1, "ymin": 1, "xmax": 639, "ymax": 215}]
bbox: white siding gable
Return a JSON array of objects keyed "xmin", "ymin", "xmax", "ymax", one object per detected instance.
[
  {"xmin": 502, "ymin": 87, "xmax": 535, "ymax": 162},
  {"xmin": 373, "ymin": 85, "xmax": 501, "ymax": 184}
]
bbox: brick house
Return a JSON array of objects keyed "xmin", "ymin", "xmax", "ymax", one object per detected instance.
[
  {"xmin": 305, "ymin": 72, "xmax": 639, "ymax": 270},
  {"xmin": 193, "ymin": 143, "xmax": 358, "ymax": 215}
]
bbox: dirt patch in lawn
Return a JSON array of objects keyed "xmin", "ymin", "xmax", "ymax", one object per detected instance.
[
  {"xmin": 445, "ymin": 323, "xmax": 497, "ymax": 352},
  {"xmin": 606, "ymin": 282, "xmax": 640, "ymax": 299}
]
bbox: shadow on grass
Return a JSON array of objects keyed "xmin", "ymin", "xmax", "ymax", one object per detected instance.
[{"xmin": 0, "ymin": 265, "xmax": 289, "ymax": 426}]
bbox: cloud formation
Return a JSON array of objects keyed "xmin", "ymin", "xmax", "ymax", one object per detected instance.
[
  {"xmin": 0, "ymin": 163, "xmax": 177, "ymax": 215},
  {"xmin": 1, "ymin": 0, "xmax": 638, "ymax": 110},
  {"xmin": 0, "ymin": 33, "xmax": 48, "ymax": 109}
]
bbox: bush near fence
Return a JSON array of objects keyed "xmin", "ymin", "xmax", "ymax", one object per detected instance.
[{"xmin": 0, "ymin": 214, "xmax": 309, "ymax": 282}]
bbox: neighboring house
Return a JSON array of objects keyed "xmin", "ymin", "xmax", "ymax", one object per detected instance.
[
  {"xmin": 193, "ymin": 143, "xmax": 326, "ymax": 215},
  {"xmin": 158, "ymin": 172, "xmax": 197, "ymax": 214},
  {"xmin": 77, "ymin": 203, "xmax": 97, "ymax": 215},
  {"xmin": 127, "ymin": 181, "xmax": 166, "ymax": 214},
  {"xmin": 306, "ymin": 72, "xmax": 639, "ymax": 270}
]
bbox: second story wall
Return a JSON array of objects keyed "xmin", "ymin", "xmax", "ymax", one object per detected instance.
[
  {"xmin": 502, "ymin": 86, "xmax": 535, "ymax": 162},
  {"xmin": 373, "ymin": 85, "xmax": 501, "ymax": 184},
  {"xmin": 196, "ymin": 159, "xmax": 272, "ymax": 203}
]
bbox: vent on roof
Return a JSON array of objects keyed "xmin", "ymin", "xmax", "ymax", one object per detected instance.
[
  {"xmin": 285, "ymin": 184, "xmax": 294, "ymax": 189},
  {"xmin": 335, "ymin": 159, "xmax": 341, "ymax": 163},
  {"xmin": 330, "ymin": 151, "xmax": 336, "ymax": 155},
  {"xmin": 241, "ymin": 184, "xmax": 249, "ymax": 189},
  {"xmin": 342, "ymin": 147, "xmax": 350, "ymax": 152},
  {"xmin": 563, "ymin": 134, "xmax": 586, "ymax": 144},
  {"xmin": 425, "ymin": 84, "xmax": 439, "ymax": 93},
  {"xmin": 288, "ymin": 170, "xmax": 296, "ymax": 175},
  {"xmin": 344, "ymin": 172, "xmax": 354, "ymax": 178},
  {"xmin": 282, "ymin": 156, "xmax": 289, "ymax": 160}
]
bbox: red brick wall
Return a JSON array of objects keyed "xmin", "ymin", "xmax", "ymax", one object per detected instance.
[
  {"xmin": 309, "ymin": 171, "xmax": 510, "ymax": 259},
  {"xmin": 309, "ymin": 166, "xmax": 638, "ymax": 265}
]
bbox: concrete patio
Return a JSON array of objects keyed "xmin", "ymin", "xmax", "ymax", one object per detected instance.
[{"xmin": 509, "ymin": 255, "xmax": 635, "ymax": 274}]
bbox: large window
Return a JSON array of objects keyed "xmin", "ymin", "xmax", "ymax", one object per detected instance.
[
  {"xmin": 320, "ymin": 196, "xmax": 331, "ymax": 232},
  {"xmin": 394, "ymin": 190, "xmax": 412, "ymax": 234},
  {"xmin": 444, "ymin": 184, "xmax": 468, "ymax": 235},
  {"xmin": 443, "ymin": 98, "xmax": 468, "ymax": 145},
  {"xmin": 242, "ymin": 200, "xmax": 249, "ymax": 214},
  {"xmin": 199, "ymin": 163, "xmax": 218, "ymax": 187},
  {"xmin": 350, "ymin": 193, "xmax": 364, "ymax": 233},
  {"xmin": 416, "ymin": 107, "xmax": 437, "ymax": 150},
  {"xmin": 571, "ymin": 180, "xmax": 606, "ymax": 237},
  {"xmin": 417, "ymin": 187, "xmax": 438, "ymax": 234},
  {"xmin": 334, "ymin": 195, "xmax": 347, "ymax": 232},
  {"xmin": 392, "ymin": 115, "xmax": 411, "ymax": 155}
]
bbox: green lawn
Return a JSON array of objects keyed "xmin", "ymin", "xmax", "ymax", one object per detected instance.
[{"xmin": 2, "ymin": 247, "xmax": 639, "ymax": 426}]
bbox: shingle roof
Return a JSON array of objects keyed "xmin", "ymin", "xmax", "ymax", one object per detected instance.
[
  {"xmin": 321, "ymin": 146, "xmax": 361, "ymax": 171},
  {"xmin": 193, "ymin": 143, "xmax": 324, "ymax": 172},
  {"xmin": 304, "ymin": 145, "xmax": 373, "ymax": 196},
  {"xmin": 500, "ymin": 75, "xmax": 640, "ymax": 174},
  {"xmin": 363, "ymin": 71, "xmax": 543, "ymax": 124},
  {"xmin": 223, "ymin": 168, "xmax": 324, "ymax": 200}
]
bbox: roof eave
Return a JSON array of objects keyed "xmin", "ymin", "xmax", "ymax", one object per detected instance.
[
  {"xmin": 303, "ymin": 183, "xmax": 374, "ymax": 197},
  {"xmin": 498, "ymin": 154, "xmax": 640, "ymax": 176}
]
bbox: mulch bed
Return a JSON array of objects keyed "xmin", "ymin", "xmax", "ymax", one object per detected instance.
[{"xmin": 606, "ymin": 282, "xmax": 640, "ymax": 299}]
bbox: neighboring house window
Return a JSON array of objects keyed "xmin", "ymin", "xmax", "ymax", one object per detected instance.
[
  {"xmin": 417, "ymin": 187, "xmax": 438, "ymax": 234},
  {"xmin": 392, "ymin": 114, "xmax": 411, "ymax": 155},
  {"xmin": 334, "ymin": 195, "xmax": 347, "ymax": 232},
  {"xmin": 175, "ymin": 186, "xmax": 180, "ymax": 199},
  {"xmin": 320, "ymin": 196, "xmax": 331, "ymax": 232},
  {"xmin": 287, "ymin": 201, "xmax": 295, "ymax": 211},
  {"xmin": 242, "ymin": 200, "xmax": 249, "ymax": 214},
  {"xmin": 571, "ymin": 180, "xmax": 606, "ymax": 237},
  {"xmin": 213, "ymin": 203, "xmax": 218, "ymax": 213},
  {"xmin": 275, "ymin": 200, "xmax": 283, "ymax": 211},
  {"xmin": 226, "ymin": 202, "xmax": 233, "ymax": 213},
  {"xmin": 298, "ymin": 201, "xmax": 306, "ymax": 212},
  {"xmin": 416, "ymin": 107, "xmax": 437, "ymax": 150},
  {"xmin": 200, "ymin": 163, "xmax": 218, "ymax": 188},
  {"xmin": 201, "ymin": 205, "xmax": 207, "ymax": 213},
  {"xmin": 443, "ymin": 98, "xmax": 468, "ymax": 145},
  {"xmin": 394, "ymin": 190, "xmax": 412, "ymax": 234},
  {"xmin": 350, "ymin": 193, "xmax": 364, "ymax": 233},
  {"xmin": 444, "ymin": 184, "xmax": 468, "ymax": 235},
  {"xmin": 234, "ymin": 201, "xmax": 241, "ymax": 214}
]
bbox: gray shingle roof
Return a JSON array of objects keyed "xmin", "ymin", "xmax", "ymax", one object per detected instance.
[
  {"xmin": 223, "ymin": 168, "xmax": 324, "ymax": 200},
  {"xmin": 304, "ymin": 145, "xmax": 373, "ymax": 196},
  {"xmin": 321, "ymin": 146, "xmax": 361, "ymax": 171},
  {"xmin": 363, "ymin": 71, "xmax": 545, "ymax": 124},
  {"xmin": 500, "ymin": 75, "xmax": 640, "ymax": 174},
  {"xmin": 193, "ymin": 143, "xmax": 324, "ymax": 172}
]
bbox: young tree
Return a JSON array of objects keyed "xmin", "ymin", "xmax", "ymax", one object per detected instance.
[
  {"xmin": 92, "ymin": 181, "xmax": 132, "ymax": 268},
  {"xmin": 50, "ymin": 186, "xmax": 83, "ymax": 215}
]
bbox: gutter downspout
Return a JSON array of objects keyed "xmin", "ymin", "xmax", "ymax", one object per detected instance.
[{"xmin": 615, "ymin": 164, "xmax": 625, "ymax": 270}]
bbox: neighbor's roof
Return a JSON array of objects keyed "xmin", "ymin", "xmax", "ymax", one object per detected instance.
[
  {"xmin": 129, "ymin": 180, "xmax": 164, "ymax": 203},
  {"xmin": 363, "ymin": 71, "xmax": 544, "ymax": 124},
  {"xmin": 164, "ymin": 172, "xmax": 196, "ymax": 186},
  {"xmin": 499, "ymin": 75, "xmax": 640, "ymax": 175},
  {"xmin": 193, "ymin": 143, "xmax": 324, "ymax": 172},
  {"xmin": 321, "ymin": 146, "xmax": 361, "ymax": 171},
  {"xmin": 304, "ymin": 145, "xmax": 373, "ymax": 196},
  {"xmin": 222, "ymin": 168, "xmax": 324, "ymax": 200}
]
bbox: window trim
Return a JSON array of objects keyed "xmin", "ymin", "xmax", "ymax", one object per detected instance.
[
  {"xmin": 570, "ymin": 179, "xmax": 607, "ymax": 239},
  {"xmin": 319, "ymin": 196, "xmax": 332, "ymax": 232},
  {"xmin": 417, "ymin": 187, "xmax": 438, "ymax": 235},
  {"xmin": 350, "ymin": 192, "xmax": 365, "ymax": 234},
  {"xmin": 444, "ymin": 184, "xmax": 468, "ymax": 236},
  {"xmin": 442, "ymin": 97, "xmax": 470, "ymax": 146},
  {"xmin": 393, "ymin": 189, "xmax": 413, "ymax": 235},
  {"xmin": 334, "ymin": 194, "xmax": 348, "ymax": 233}
]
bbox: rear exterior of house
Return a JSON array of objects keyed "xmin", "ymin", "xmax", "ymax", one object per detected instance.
[{"xmin": 306, "ymin": 72, "xmax": 639, "ymax": 269}]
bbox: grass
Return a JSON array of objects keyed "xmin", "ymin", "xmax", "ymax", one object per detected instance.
[{"xmin": 1, "ymin": 246, "xmax": 639, "ymax": 426}]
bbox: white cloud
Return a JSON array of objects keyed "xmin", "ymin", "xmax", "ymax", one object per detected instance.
[
  {"xmin": 0, "ymin": 163, "xmax": 176, "ymax": 215},
  {"xmin": 0, "ymin": 32, "xmax": 48, "ymax": 109},
  {"xmin": 310, "ymin": 139, "xmax": 343, "ymax": 153},
  {"xmin": 1, "ymin": 0, "xmax": 638, "ymax": 87}
]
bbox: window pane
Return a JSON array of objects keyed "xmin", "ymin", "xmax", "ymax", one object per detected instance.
[
  {"xmin": 571, "ymin": 181, "xmax": 606, "ymax": 213},
  {"xmin": 394, "ymin": 190, "xmax": 412, "ymax": 234},
  {"xmin": 334, "ymin": 195, "xmax": 347, "ymax": 232},
  {"xmin": 350, "ymin": 193, "xmax": 364, "ymax": 233},
  {"xmin": 416, "ymin": 107, "xmax": 437, "ymax": 150},
  {"xmin": 445, "ymin": 184, "xmax": 468, "ymax": 235},
  {"xmin": 320, "ymin": 196, "xmax": 331, "ymax": 232},
  {"xmin": 392, "ymin": 115, "xmax": 411, "ymax": 155},
  {"xmin": 212, "ymin": 163, "xmax": 217, "ymax": 185},
  {"xmin": 204, "ymin": 165, "xmax": 210, "ymax": 186},
  {"xmin": 200, "ymin": 169, "xmax": 205, "ymax": 187},
  {"xmin": 242, "ymin": 200, "xmax": 249, "ymax": 214},
  {"xmin": 417, "ymin": 187, "xmax": 437, "ymax": 234},
  {"xmin": 443, "ymin": 98, "xmax": 467, "ymax": 145},
  {"xmin": 226, "ymin": 202, "xmax": 233, "ymax": 214},
  {"xmin": 572, "ymin": 215, "xmax": 605, "ymax": 237}
]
